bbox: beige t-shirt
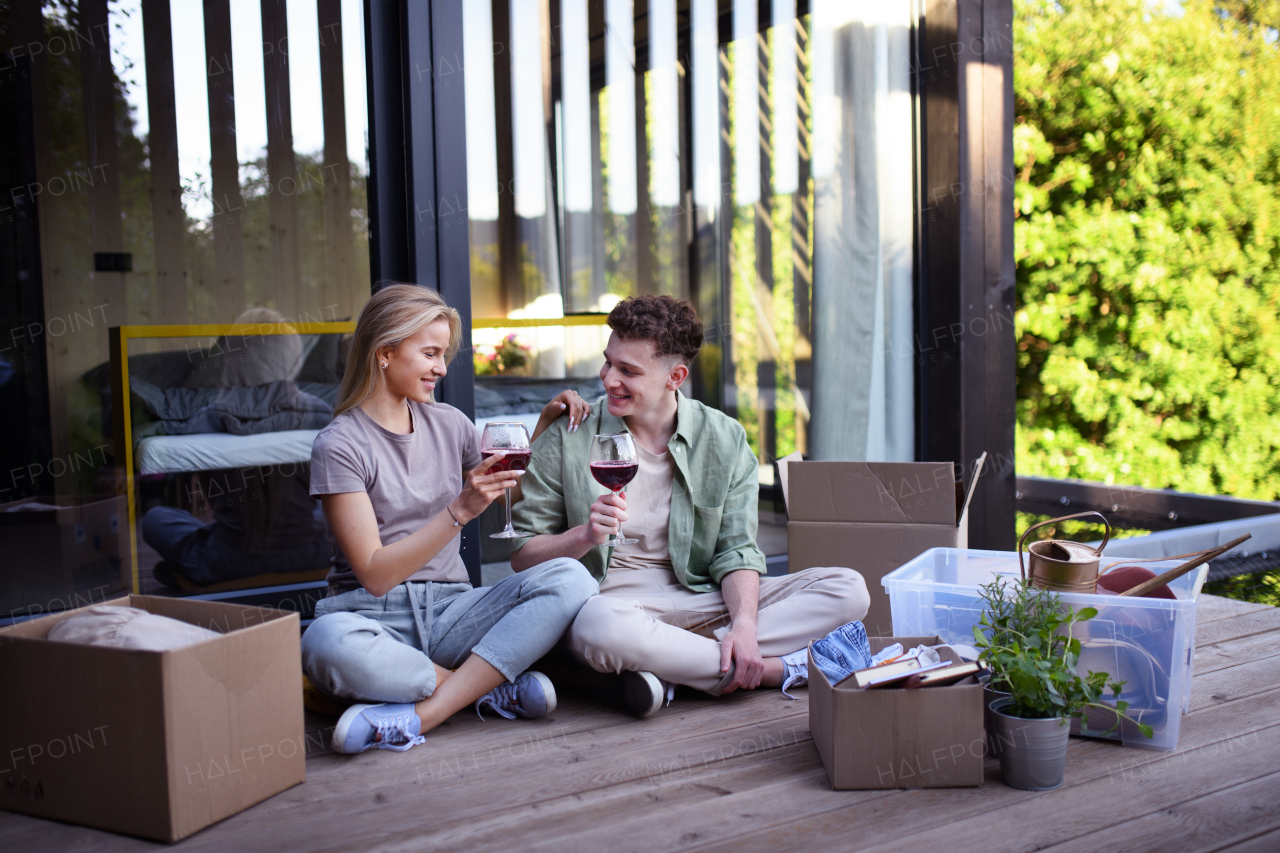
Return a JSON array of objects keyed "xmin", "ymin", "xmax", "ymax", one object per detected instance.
[
  {"xmin": 310, "ymin": 401, "xmax": 482, "ymax": 592},
  {"xmin": 607, "ymin": 441, "xmax": 675, "ymax": 573}
]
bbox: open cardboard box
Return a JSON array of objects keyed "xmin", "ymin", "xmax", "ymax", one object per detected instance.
[
  {"xmin": 0, "ymin": 595, "xmax": 304, "ymax": 842},
  {"xmin": 809, "ymin": 636, "xmax": 985, "ymax": 790},
  {"xmin": 778, "ymin": 453, "xmax": 985, "ymax": 637}
]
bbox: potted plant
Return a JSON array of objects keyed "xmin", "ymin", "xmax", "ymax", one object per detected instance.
[
  {"xmin": 975, "ymin": 575, "xmax": 1057, "ymax": 752},
  {"xmin": 974, "ymin": 578, "xmax": 1153, "ymax": 791}
]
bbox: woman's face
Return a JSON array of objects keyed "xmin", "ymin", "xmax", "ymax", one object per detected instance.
[{"xmin": 379, "ymin": 318, "xmax": 451, "ymax": 403}]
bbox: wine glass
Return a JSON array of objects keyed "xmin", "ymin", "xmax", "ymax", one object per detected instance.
[
  {"xmin": 589, "ymin": 433, "xmax": 639, "ymax": 547},
  {"xmin": 481, "ymin": 422, "xmax": 531, "ymax": 539}
]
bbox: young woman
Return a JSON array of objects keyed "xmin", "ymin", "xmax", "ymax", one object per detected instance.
[{"xmin": 301, "ymin": 284, "xmax": 597, "ymax": 754}]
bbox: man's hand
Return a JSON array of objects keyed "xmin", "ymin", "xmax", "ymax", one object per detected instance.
[
  {"xmin": 718, "ymin": 569, "xmax": 764, "ymax": 692},
  {"xmin": 718, "ymin": 620, "xmax": 765, "ymax": 692},
  {"xmin": 585, "ymin": 491, "xmax": 627, "ymax": 546}
]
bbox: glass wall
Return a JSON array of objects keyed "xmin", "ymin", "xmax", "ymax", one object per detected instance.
[
  {"xmin": 459, "ymin": 0, "xmax": 915, "ymax": 478},
  {"xmin": 0, "ymin": 0, "xmax": 370, "ymax": 614}
]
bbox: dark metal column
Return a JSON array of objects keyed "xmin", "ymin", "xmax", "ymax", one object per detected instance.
[
  {"xmin": 914, "ymin": 0, "xmax": 1016, "ymax": 549},
  {"xmin": 365, "ymin": 0, "xmax": 410, "ymax": 286}
]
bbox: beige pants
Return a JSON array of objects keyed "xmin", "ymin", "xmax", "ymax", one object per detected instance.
[{"xmin": 564, "ymin": 566, "xmax": 869, "ymax": 694}]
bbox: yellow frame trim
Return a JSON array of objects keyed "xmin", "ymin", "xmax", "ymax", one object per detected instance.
[
  {"xmin": 471, "ymin": 315, "xmax": 609, "ymax": 329},
  {"xmin": 117, "ymin": 322, "xmax": 355, "ymax": 593}
]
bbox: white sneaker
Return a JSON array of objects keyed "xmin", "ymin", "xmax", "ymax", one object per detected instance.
[
  {"xmin": 621, "ymin": 671, "xmax": 673, "ymax": 718},
  {"xmin": 779, "ymin": 648, "xmax": 809, "ymax": 699}
]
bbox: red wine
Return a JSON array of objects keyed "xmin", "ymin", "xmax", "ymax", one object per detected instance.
[
  {"xmin": 485, "ymin": 451, "xmax": 531, "ymax": 473},
  {"xmin": 591, "ymin": 461, "xmax": 638, "ymax": 490}
]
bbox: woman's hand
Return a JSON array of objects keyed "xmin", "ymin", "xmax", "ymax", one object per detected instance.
[
  {"xmin": 533, "ymin": 389, "xmax": 589, "ymax": 441},
  {"xmin": 451, "ymin": 454, "xmax": 522, "ymax": 523}
]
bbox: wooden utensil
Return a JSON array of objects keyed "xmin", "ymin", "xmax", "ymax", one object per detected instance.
[{"xmin": 1119, "ymin": 533, "xmax": 1252, "ymax": 597}]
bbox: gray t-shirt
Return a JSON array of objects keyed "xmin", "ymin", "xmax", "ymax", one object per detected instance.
[{"xmin": 310, "ymin": 401, "xmax": 482, "ymax": 592}]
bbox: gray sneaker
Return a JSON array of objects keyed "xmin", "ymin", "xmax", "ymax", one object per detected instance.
[
  {"xmin": 622, "ymin": 671, "xmax": 673, "ymax": 718},
  {"xmin": 475, "ymin": 671, "xmax": 557, "ymax": 720},
  {"xmin": 332, "ymin": 703, "xmax": 425, "ymax": 754},
  {"xmin": 779, "ymin": 648, "xmax": 809, "ymax": 699}
]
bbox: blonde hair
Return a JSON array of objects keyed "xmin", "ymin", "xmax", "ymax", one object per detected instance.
[{"xmin": 334, "ymin": 283, "xmax": 463, "ymax": 417}]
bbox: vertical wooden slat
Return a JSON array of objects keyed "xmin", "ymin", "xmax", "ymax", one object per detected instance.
[
  {"xmin": 261, "ymin": 0, "xmax": 302, "ymax": 317},
  {"xmin": 141, "ymin": 0, "xmax": 188, "ymax": 324},
  {"xmin": 791, "ymin": 13, "xmax": 811, "ymax": 456},
  {"xmin": 492, "ymin": 0, "xmax": 517, "ymax": 316},
  {"xmin": 917, "ymin": 0, "xmax": 962, "ymax": 465},
  {"xmin": 317, "ymin": 0, "xmax": 354, "ymax": 319},
  {"xmin": 404, "ymin": 0, "xmax": 437, "ymax": 293},
  {"xmin": 540, "ymin": 0, "xmax": 565, "ymax": 299},
  {"xmin": 717, "ymin": 42, "xmax": 734, "ymax": 418},
  {"xmin": 78, "ymin": 0, "xmax": 127, "ymax": 334},
  {"xmin": 365, "ymin": 0, "xmax": 410, "ymax": 288},
  {"xmin": 635, "ymin": 45, "xmax": 652, "ymax": 296},
  {"xmin": 204, "ymin": 0, "xmax": 247, "ymax": 321},
  {"xmin": 971, "ymin": 0, "xmax": 1016, "ymax": 547},
  {"xmin": 917, "ymin": 0, "xmax": 1015, "ymax": 548},
  {"xmin": 589, "ymin": 0, "xmax": 607, "ymax": 309},
  {"xmin": 754, "ymin": 27, "xmax": 776, "ymax": 466}
]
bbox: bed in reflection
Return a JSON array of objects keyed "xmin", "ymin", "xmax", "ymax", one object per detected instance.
[{"xmin": 109, "ymin": 312, "xmax": 346, "ymax": 595}]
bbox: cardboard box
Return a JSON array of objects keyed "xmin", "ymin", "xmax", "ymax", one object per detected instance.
[
  {"xmin": 808, "ymin": 636, "xmax": 985, "ymax": 789},
  {"xmin": 0, "ymin": 595, "xmax": 304, "ymax": 842},
  {"xmin": 778, "ymin": 454, "xmax": 984, "ymax": 637},
  {"xmin": 0, "ymin": 495, "xmax": 131, "ymax": 618}
]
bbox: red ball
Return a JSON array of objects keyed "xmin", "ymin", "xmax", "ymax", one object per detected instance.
[{"xmin": 1096, "ymin": 566, "xmax": 1177, "ymax": 599}]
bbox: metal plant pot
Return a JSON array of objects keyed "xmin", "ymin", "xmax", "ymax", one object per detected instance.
[
  {"xmin": 988, "ymin": 698, "xmax": 1070, "ymax": 791},
  {"xmin": 979, "ymin": 674, "xmax": 1012, "ymax": 756}
]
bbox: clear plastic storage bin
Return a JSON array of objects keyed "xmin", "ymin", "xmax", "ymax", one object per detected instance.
[{"xmin": 883, "ymin": 548, "xmax": 1208, "ymax": 752}]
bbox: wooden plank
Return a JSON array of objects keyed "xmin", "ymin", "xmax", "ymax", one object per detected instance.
[
  {"xmin": 312, "ymin": 686, "xmax": 1280, "ymax": 853},
  {"xmin": 1041, "ymin": 771, "xmax": 1280, "ymax": 853},
  {"xmin": 120, "ymin": 707, "xmax": 819, "ymax": 853},
  {"xmin": 349, "ymin": 744, "xmax": 834, "ymax": 853},
  {"xmin": 702, "ymin": 721, "xmax": 1280, "ymax": 853},
  {"xmin": 1196, "ymin": 594, "xmax": 1272, "ymax": 625},
  {"xmin": 1195, "ymin": 607, "xmax": 1280, "ymax": 648},
  {"xmin": 5, "ymin": 665, "xmax": 1278, "ymax": 852},
  {"xmin": 1191, "ymin": 655, "xmax": 1280, "ymax": 713},
  {"xmin": 1194, "ymin": 629, "xmax": 1280, "ymax": 676},
  {"xmin": 1218, "ymin": 827, "xmax": 1280, "ymax": 853}
]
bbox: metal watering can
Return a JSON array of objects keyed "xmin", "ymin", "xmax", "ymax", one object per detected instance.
[{"xmin": 1018, "ymin": 511, "xmax": 1113, "ymax": 593}]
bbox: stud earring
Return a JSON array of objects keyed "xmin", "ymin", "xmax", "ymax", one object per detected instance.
[{"xmin": 381, "ymin": 362, "xmax": 388, "ymax": 369}]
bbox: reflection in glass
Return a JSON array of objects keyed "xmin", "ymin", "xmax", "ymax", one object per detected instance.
[
  {"xmin": 457, "ymin": 0, "xmax": 915, "ymax": 469},
  {"xmin": 0, "ymin": 0, "xmax": 370, "ymax": 612}
]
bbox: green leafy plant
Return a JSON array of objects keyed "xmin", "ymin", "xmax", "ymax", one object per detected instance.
[{"xmin": 974, "ymin": 576, "xmax": 1154, "ymax": 738}]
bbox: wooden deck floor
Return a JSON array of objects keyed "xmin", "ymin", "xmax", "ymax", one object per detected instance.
[{"xmin": 4, "ymin": 593, "xmax": 1279, "ymax": 852}]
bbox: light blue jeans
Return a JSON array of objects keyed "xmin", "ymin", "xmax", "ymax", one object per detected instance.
[{"xmin": 300, "ymin": 558, "xmax": 596, "ymax": 704}]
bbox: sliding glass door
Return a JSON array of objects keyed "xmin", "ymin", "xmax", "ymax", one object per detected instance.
[{"xmin": 458, "ymin": 0, "xmax": 916, "ymax": 476}]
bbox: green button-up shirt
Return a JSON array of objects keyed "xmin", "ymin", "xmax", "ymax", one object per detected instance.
[{"xmin": 511, "ymin": 390, "xmax": 767, "ymax": 591}]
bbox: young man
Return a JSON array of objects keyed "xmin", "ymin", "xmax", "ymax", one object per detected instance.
[{"xmin": 510, "ymin": 296, "xmax": 869, "ymax": 716}]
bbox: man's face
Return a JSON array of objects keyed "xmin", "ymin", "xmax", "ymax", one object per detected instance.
[{"xmin": 599, "ymin": 332, "xmax": 683, "ymax": 419}]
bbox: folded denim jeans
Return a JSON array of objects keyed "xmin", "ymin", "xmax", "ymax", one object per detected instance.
[{"xmin": 810, "ymin": 619, "xmax": 873, "ymax": 686}]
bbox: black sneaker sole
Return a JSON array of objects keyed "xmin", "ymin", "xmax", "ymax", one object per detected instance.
[{"xmin": 621, "ymin": 671, "xmax": 664, "ymax": 718}]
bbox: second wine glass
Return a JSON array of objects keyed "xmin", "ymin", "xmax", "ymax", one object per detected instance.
[
  {"xmin": 481, "ymin": 422, "xmax": 531, "ymax": 539},
  {"xmin": 589, "ymin": 433, "xmax": 639, "ymax": 547}
]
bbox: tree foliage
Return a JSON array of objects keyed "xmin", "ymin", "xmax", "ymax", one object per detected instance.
[{"xmin": 1015, "ymin": 0, "xmax": 1280, "ymax": 499}]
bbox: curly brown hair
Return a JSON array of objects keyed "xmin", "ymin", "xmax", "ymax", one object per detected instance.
[{"xmin": 607, "ymin": 295, "xmax": 704, "ymax": 365}]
